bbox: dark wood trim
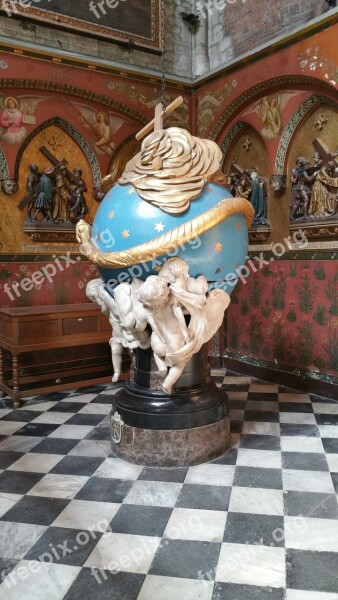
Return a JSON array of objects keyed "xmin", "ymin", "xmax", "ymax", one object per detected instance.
[{"xmin": 223, "ymin": 357, "xmax": 338, "ymax": 401}]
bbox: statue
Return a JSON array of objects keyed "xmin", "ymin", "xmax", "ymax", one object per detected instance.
[
  {"xmin": 78, "ymin": 96, "xmax": 254, "ymax": 466},
  {"xmin": 307, "ymin": 160, "xmax": 338, "ymax": 218},
  {"xmin": 246, "ymin": 168, "xmax": 269, "ymax": 225},
  {"xmin": 87, "ymin": 258, "xmax": 230, "ymax": 394},
  {"xmin": 50, "ymin": 164, "xmax": 72, "ymax": 223},
  {"xmin": 138, "ymin": 258, "xmax": 230, "ymax": 394},
  {"xmin": 235, "ymin": 175, "xmax": 252, "ymax": 200},
  {"xmin": 69, "ymin": 168, "xmax": 89, "ymax": 222},
  {"xmin": 26, "ymin": 164, "xmax": 41, "ymax": 222},
  {"xmin": 22, "ymin": 162, "xmax": 89, "ymax": 224},
  {"xmin": 289, "ymin": 142, "xmax": 338, "ymax": 222},
  {"xmin": 289, "ymin": 157, "xmax": 314, "ymax": 221},
  {"xmin": 86, "ymin": 278, "xmax": 150, "ymax": 382},
  {"xmin": 31, "ymin": 167, "xmax": 54, "ymax": 222}
]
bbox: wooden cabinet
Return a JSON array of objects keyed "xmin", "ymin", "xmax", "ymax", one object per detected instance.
[{"xmin": 0, "ymin": 304, "xmax": 113, "ymax": 404}]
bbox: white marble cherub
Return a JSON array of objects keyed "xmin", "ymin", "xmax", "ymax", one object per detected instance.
[
  {"xmin": 136, "ymin": 258, "xmax": 231, "ymax": 394},
  {"xmin": 86, "ymin": 278, "xmax": 150, "ymax": 382},
  {"xmin": 87, "ymin": 257, "xmax": 230, "ymax": 393},
  {"xmin": 136, "ymin": 275, "xmax": 191, "ymax": 394}
]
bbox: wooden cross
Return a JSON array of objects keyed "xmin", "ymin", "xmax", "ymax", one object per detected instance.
[
  {"xmin": 135, "ymin": 95, "xmax": 184, "ymax": 141},
  {"xmin": 18, "ymin": 146, "xmax": 81, "ymax": 210},
  {"xmin": 229, "ymin": 163, "xmax": 252, "ymax": 188},
  {"xmin": 312, "ymin": 138, "xmax": 338, "ymax": 167}
]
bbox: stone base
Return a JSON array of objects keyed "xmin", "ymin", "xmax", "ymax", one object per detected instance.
[{"xmin": 110, "ymin": 414, "xmax": 231, "ymax": 467}]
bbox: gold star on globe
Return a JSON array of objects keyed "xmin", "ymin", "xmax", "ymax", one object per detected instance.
[
  {"xmin": 154, "ymin": 222, "xmax": 165, "ymax": 233},
  {"xmin": 236, "ymin": 223, "xmax": 242, "ymax": 231},
  {"xmin": 121, "ymin": 230, "xmax": 130, "ymax": 239},
  {"xmin": 128, "ymin": 187, "xmax": 136, "ymax": 195},
  {"xmin": 109, "ymin": 210, "xmax": 116, "ymax": 219},
  {"xmin": 215, "ymin": 242, "xmax": 223, "ymax": 253}
]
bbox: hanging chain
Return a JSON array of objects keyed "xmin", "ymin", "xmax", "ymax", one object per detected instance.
[{"xmin": 160, "ymin": 0, "xmax": 167, "ymax": 128}]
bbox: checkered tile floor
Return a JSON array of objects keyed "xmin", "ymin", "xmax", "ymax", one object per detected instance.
[{"xmin": 0, "ymin": 373, "xmax": 337, "ymax": 600}]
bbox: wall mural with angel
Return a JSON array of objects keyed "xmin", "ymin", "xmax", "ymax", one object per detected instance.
[
  {"xmin": 65, "ymin": 101, "xmax": 128, "ymax": 157},
  {"xmin": 0, "ymin": 95, "xmax": 49, "ymax": 145},
  {"xmin": 242, "ymin": 91, "xmax": 309, "ymax": 141}
]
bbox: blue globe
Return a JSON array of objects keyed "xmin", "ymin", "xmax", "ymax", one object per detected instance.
[{"xmin": 92, "ymin": 182, "xmax": 249, "ymax": 293}]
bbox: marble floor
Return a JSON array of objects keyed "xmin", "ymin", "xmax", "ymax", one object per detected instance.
[{"xmin": 0, "ymin": 373, "xmax": 337, "ymax": 599}]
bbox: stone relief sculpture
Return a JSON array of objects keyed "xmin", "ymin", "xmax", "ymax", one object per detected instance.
[
  {"xmin": 289, "ymin": 141, "xmax": 338, "ymax": 222},
  {"xmin": 1, "ymin": 179, "xmax": 18, "ymax": 195},
  {"xmin": 227, "ymin": 164, "xmax": 269, "ymax": 226},
  {"xmin": 23, "ymin": 162, "xmax": 88, "ymax": 224},
  {"xmin": 290, "ymin": 157, "xmax": 314, "ymax": 221},
  {"xmin": 86, "ymin": 258, "xmax": 230, "ymax": 394},
  {"xmin": 308, "ymin": 161, "xmax": 338, "ymax": 218},
  {"xmin": 247, "ymin": 168, "xmax": 269, "ymax": 225}
]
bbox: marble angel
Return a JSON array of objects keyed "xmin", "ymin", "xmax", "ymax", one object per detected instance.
[
  {"xmin": 136, "ymin": 258, "xmax": 230, "ymax": 393},
  {"xmin": 86, "ymin": 278, "xmax": 150, "ymax": 382},
  {"xmin": 87, "ymin": 258, "xmax": 230, "ymax": 394}
]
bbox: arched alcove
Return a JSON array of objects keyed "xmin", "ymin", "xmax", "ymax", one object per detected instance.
[
  {"xmin": 275, "ymin": 94, "xmax": 338, "ymax": 175},
  {"xmin": 14, "ymin": 117, "xmax": 102, "ymax": 186}
]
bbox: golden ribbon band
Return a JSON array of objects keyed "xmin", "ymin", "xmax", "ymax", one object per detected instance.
[{"xmin": 76, "ymin": 197, "xmax": 254, "ymax": 269}]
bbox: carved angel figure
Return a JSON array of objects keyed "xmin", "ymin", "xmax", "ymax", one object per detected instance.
[
  {"xmin": 87, "ymin": 258, "xmax": 230, "ymax": 393},
  {"xmin": 86, "ymin": 278, "xmax": 150, "ymax": 382},
  {"xmin": 136, "ymin": 258, "xmax": 230, "ymax": 394}
]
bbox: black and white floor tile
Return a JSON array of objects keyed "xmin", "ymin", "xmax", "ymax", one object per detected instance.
[{"xmin": 0, "ymin": 374, "xmax": 337, "ymax": 599}]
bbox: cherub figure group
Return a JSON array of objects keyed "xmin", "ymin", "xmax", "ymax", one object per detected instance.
[{"xmin": 87, "ymin": 258, "xmax": 230, "ymax": 395}]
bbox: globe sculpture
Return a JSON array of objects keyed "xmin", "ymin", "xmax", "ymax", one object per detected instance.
[{"xmin": 77, "ymin": 97, "xmax": 254, "ymax": 466}]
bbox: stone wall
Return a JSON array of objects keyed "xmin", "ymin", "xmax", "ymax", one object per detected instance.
[
  {"xmin": 194, "ymin": 0, "xmax": 331, "ymax": 77},
  {"xmin": 0, "ymin": 1, "xmax": 333, "ymax": 79},
  {"xmin": 0, "ymin": 0, "xmax": 193, "ymax": 79}
]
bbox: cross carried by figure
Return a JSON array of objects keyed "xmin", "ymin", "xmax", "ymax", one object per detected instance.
[
  {"xmin": 312, "ymin": 138, "xmax": 338, "ymax": 168},
  {"xmin": 229, "ymin": 162, "xmax": 252, "ymax": 189},
  {"xmin": 18, "ymin": 146, "xmax": 82, "ymax": 211},
  {"xmin": 135, "ymin": 95, "xmax": 184, "ymax": 141}
]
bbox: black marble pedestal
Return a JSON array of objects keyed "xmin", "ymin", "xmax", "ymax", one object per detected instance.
[{"xmin": 110, "ymin": 345, "xmax": 231, "ymax": 466}]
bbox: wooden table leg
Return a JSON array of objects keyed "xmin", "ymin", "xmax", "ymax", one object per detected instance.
[
  {"xmin": 12, "ymin": 355, "xmax": 21, "ymax": 407},
  {"xmin": 0, "ymin": 348, "xmax": 4, "ymax": 399}
]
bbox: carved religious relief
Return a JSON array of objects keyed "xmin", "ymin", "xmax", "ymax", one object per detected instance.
[
  {"xmin": 19, "ymin": 148, "xmax": 89, "ymax": 226},
  {"xmin": 222, "ymin": 123, "xmax": 271, "ymax": 242},
  {"xmin": 1, "ymin": 179, "xmax": 19, "ymax": 195},
  {"xmin": 17, "ymin": 144, "xmax": 90, "ymax": 242},
  {"xmin": 289, "ymin": 138, "xmax": 338, "ymax": 224},
  {"xmin": 226, "ymin": 163, "xmax": 270, "ymax": 230}
]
